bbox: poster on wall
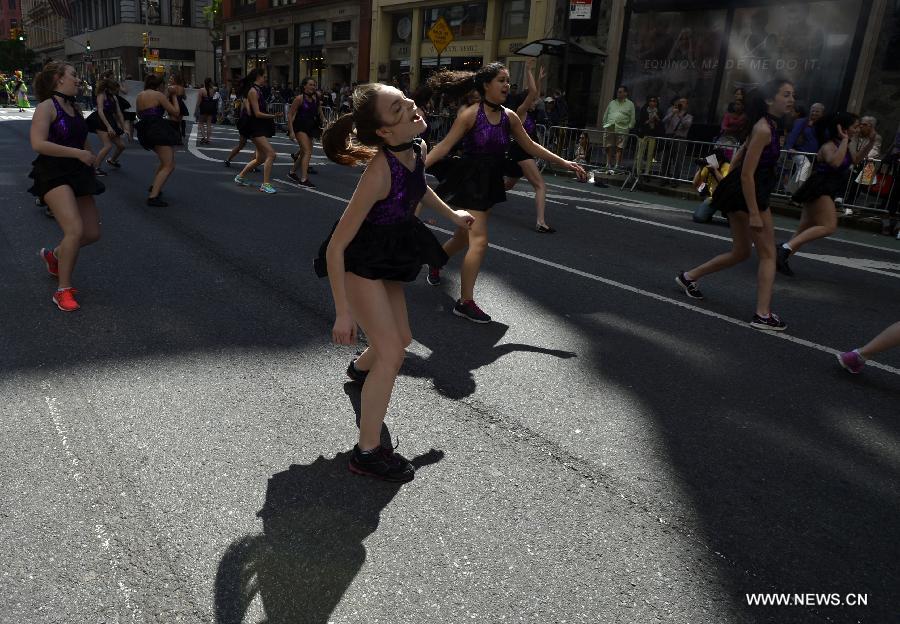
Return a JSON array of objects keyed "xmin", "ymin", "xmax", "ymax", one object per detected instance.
[
  {"xmin": 620, "ymin": 10, "xmax": 727, "ymax": 123},
  {"xmin": 718, "ymin": 2, "xmax": 863, "ymax": 117}
]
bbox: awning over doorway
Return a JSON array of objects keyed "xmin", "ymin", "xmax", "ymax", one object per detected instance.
[{"xmin": 513, "ymin": 38, "xmax": 607, "ymax": 58}]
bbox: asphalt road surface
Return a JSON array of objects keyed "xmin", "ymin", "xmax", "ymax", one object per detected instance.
[{"xmin": 1, "ymin": 114, "xmax": 898, "ymax": 624}]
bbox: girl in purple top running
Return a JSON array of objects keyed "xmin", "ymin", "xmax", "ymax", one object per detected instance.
[
  {"xmin": 317, "ymin": 83, "xmax": 475, "ymax": 483},
  {"xmin": 776, "ymin": 112, "xmax": 876, "ymax": 276},
  {"xmin": 676, "ymin": 78, "xmax": 795, "ymax": 331},
  {"xmin": 28, "ymin": 62, "xmax": 105, "ymax": 312},
  {"xmin": 424, "ymin": 62, "xmax": 586, "ymax": 324}
]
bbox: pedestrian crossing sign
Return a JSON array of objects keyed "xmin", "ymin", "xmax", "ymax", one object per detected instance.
[{"xmin": 427, "ymin": 17, "xmax": 454, "ymax": 55}]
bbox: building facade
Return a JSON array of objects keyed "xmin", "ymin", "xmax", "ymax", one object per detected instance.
[
  {"xmin": 1, "ymin": 0, "xmax": 24, "ymax": 43},
  {"xmin": 602, "ymin": 0, "xmax": 891, "ymax": 137},
  {"xmin": 221, "ymin": 0, "xmax": 371, "ymax": 91},
  {"xmin": 61, "ymin": 0, "xmax": 215, "ymax": 84},
  {"xmin": 369, "ymin": 0, "xmax": 559, "ymax": 94},
  {"xmin": 21, "ymin": 0, "xmax": 66, "ymax": 62}
]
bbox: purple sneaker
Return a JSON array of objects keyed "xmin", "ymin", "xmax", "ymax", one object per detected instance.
[{"xmin": 837, "ymin": 350, "xmax": 865, "ymax": 374}]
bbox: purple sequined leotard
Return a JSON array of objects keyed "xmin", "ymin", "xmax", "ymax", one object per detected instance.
[
  {"xmin": 367, "ymin": 142, "xmax": 426, "ymax": 225},
  {"xmin": 813, "ymin": 140, "xmax": 852, "ymax": 173},
  {"xmin": 757, "ymin": 116, "xmax": 781, "ymax": 169},
  {"xmin": 49, "ymin": 96, "xmax": 88, "ymax": 148},
  {"xmin": 138, "ymin": 105, "xmax": 164, "ymax": 118},
  {"xmin": 462, "ymin": 103, "xmax": 510, "ymax": 155}
]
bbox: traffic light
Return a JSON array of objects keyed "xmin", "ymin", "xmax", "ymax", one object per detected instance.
[
  {"xmin": 85, "ymin": 39, "xmax": 91, "ymax": 51},
  {"xmin": 9, "ymin": 27, "xmax": 17, "ymax": 40},
  {"xmin": 18, "ymin": 29, "xmax": 26, "ymax": 42},
  {"xmin": 142, "ymin": 32, "xmax": 149, "ymax": 46},
  {"xmin": 142, "ymin": 47, "xmax": 149, "ymax": 62}
]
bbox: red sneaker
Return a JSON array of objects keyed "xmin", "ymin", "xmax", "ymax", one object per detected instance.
[
  {"xmin": 52, "ymin": 288, "xmax": 80, "ymax": 312},
  {"xmin": 40, "ymin": 247, "xmax": 59, "ymax": 277}
]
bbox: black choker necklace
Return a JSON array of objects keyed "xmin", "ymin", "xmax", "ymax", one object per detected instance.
[
  {"xmin": 385, "ymin": 138, "xmax": 421, "ymax": 155},
  {"xmin": 52, "ymin": 91, "xmax": 76, "ymax": 104},
  {"xmin": 484, "ymin": 100, "xmax": 503, "ymax": 111}
]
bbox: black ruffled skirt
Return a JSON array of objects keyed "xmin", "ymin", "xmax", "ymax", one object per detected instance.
[
  {"xmin": 427, "ymin": 153, "xmax": 507, "ymax": 211},
  {"xmin": 293, "ymin": 116, "xmax": 321, "ymax": 139},
  {"xmin": 710, "ymin": 165, "xmax": 777, "ymax": 213},
  {"xmin": 792, "ymin": 169, "xmax": 850, "ymax": 204},
  {"xmin": 136, "ymin": 116, "xmax": 183, "ymax": 150},
  {"xmin": 86, "ymin": 111, "xmax": 122, "ymax": 135},
  {"xmin": 314, "ymin": 217, "xmax": 449, "ymax": 281},
  {"xmin": 28, "ymin": 155, "xmax": 105, "ymax": 201},
  {"xmin": 198, "ymin": 100, "xmax": 218, "ymax": 116},
  {"xmin": 238, "ymin": 115, "xmax": 276, "ymax": 139}
]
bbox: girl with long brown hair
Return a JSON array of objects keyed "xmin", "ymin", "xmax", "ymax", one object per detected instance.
[
  {"xmin": 424, "ymin": 62, "xmax": 586, "ymax": 322},
  {"xmin": 287, "ymin": 76, "xmax": 326, "ymax": 187},
  {"xmin": 315, "ymin": 83, "xmax": 474, "ymax": 482},
  {"xmin": 28, "ymin": 62, "xmax": 105, "ymax": 312}
]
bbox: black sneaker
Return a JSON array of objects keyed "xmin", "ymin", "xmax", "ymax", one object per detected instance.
[
  {"xmin": 346, "ymin": 359, "xmax": 368, "ymax": 384},
  {"xmin": 106, "ymin": 159, "xmax": 121, "ymax": 169},
  {"xmin": 453, "ymin": 299, "xmax": 491, "ymax": 323},
  {"xmin": 750, "ymin": 312, "xmax": 787, "ymax": 331},
  {"xmin": 94, "ymin": 168, "xmax": 108, "ymax": 177},
  {"xmin": 299, "ymin": 178, "xmax": 316, "ymax": 188},
  {"xmin": 426, "ymin": 266, "xmax": 441, "ymax": 286},
  {"xmin": 147, "ymin": 186, "xmax": 163, "ymax": 198},
  {"xmin": 287, "ymin": 171, "xmax": 301, "ymax": 184},
  {"xmin": 147, "ymin": 196, "xmax": 168, "ymax": 207},
  {"xmin": 776, "ymin": 245, "xmax": 794, "ymax": 277},
  {"xmin": 223, "ymin": 159, "xmax": 231, "ymax": 168},
  {"xmin": 348, "ymin": 444, "xmax": 415, "ymax": 483},
  {"xmin": 675, "ymin": 272, "xmax": 704, "ymax": 300}
]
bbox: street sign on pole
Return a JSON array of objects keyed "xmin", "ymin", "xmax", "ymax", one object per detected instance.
[{"xmin": 427, "ymin": 16, "xmax": 454, "ymax": 56}]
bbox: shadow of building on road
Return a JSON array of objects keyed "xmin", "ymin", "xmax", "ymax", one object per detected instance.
[{"xmin": 214, "ymin": 449, "xmax": 443, "ymax": 624}]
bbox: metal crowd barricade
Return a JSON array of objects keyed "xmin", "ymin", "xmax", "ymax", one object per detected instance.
[
  {"xmin": 540, "ymin": 126, "xmax": 641, "ymax": 186},
  {"xmin": 837, "ymin": 156, "xmax": 896, "ymax": 218},
  {"xmin": 269, "ymin": 101, "xmax": 288, "ymax": 133}
]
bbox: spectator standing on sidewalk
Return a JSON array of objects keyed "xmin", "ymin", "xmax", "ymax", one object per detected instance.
[
  {"xmin": 719, "ymin": 99, "xmax": 748, "ymax": 156},
  {"xmin": 662, "ymin": 97, "xmax": 693, "ymax": 186},
  {"xmin": 849, "ymin": 116, "xmax": 881, "ymax": 160},
  {"xmin": 601, "ymin": 85, "xmax": 636, "ymax": 173},
  {"xmin": 785, "ymin": 102, "xmax": 824, "ymax": 154},
  {"xmin": 635, "ymin": 96, "xmax": 663, "ymax": 175}
]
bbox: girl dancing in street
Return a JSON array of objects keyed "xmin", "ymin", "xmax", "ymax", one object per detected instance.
[
  {"xmin": 287, "ymin": 77, "xmax": 326, "ymax": 187},
  {"xmin": 86, "ymin": 77, "xmax": 126, "ymax": 175},
  {"xmin": 28, "ymin": 62, "xmax": 105, "ymax": 312},
  {"xmin": 234, "ymin": 68, "xmax": 277, "ymax": 194},
  {"xmin": 197, "ymin": 77, "xmax": 218, "ymax": 144},
  {"xmin": 135, "ymin": 73, "xmax": 183, "ymax": 206},
  {"xmin": 316, "ymin": 83, "xmax": 474, "ymax": 482},
  {"xmin": 503, "ymin": 59, "xmax": 554, "ymax": 233},
  {"xmin": 776, "ymin": 112, "xmax": 877, "ymax": 276},
  {"xmin": 676, "ymin": 79, "xmax": 795, "ymax": 331},
  {"xmin": 424, "ymin": 62, "xmax": 586, "ymax": 322}
]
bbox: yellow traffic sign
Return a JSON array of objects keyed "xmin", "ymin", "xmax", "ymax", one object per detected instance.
[{"xmin": 427, "ymin": 16, "xmax": 454, "ymax": 55}]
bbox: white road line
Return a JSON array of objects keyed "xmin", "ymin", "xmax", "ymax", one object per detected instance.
[
  {"xmin": 546, "ymin": 179, "xmax": 900, "ymax": 255},
  {"xmin": 267, "ymin": 181, "xmax": 900, "ymax": 376},
  {"xmin": 42, "ymin": 383, "xmax": 144, "ymax": 621},
  {"xmin": 507, "ymin": 189, "xmax": 566, "ymax": 205},
  {"xmin": 576, "ymin": 205, "xmax": 900, "ymax": 280}
]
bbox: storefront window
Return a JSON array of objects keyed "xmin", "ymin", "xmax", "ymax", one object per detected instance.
[
  {"xmin": 501, "ymin": 0, "xmax": 529, "ymax": 39},
  {"xmin": 423, "ymin": 3, "xmax": 487, "ymax": 41},
  {"xmin": 313, "ymin": 22, "xmax": 327, "ymax": 45},
  {"xmin": 392, "ymin": 12, "xmax": 412, "ymax": 43},
  {"xmin": 299, "ymin": 23, "xmax": 312, "ymax": 47},
  {"xmin": 171, "ymin": 0, "xmax": 190, "ymax": 26},
  {"xmin": 246, "ymin": 30, "xmax": 256, "ymax": 50}
]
